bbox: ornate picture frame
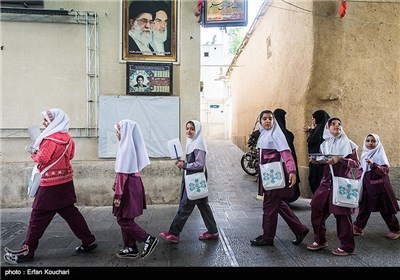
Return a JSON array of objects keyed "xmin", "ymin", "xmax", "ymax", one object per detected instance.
[
  {"xmin": 121, "ymin": 0, "xmax": 178, "ymax": 62},
  {"xmin": 126, "ymin": 62, "xmax": 173, "ymax": 96}
]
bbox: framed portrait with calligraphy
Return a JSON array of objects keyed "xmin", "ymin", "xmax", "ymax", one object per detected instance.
[
  {"xmin": 202, "ymin": 0, "xmax": 248, "ymax": 28},
  {"xmin": 126, "ymin": 62, "xmax": 173, "ymax": 96}
]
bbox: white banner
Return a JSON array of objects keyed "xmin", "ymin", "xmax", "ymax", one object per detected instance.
[{"xmin": 98, "ymin": 95, "xmax": 180, "ymax": 158}]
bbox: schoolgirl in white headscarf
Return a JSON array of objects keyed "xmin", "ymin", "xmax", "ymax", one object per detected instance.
[
  {"xmin": 112, "ymin": 119, "xmax": 158, "ymax": 259},
  {"xmin": 308, "ymin": 117, "xmax": 360, "ymax": 256},
  {"xmin": 353, "ymin": 133, "xmax": 399, "ymax": 239},
  {"xmin": 159, "ymin": 119, "xmax": 218, "ymax": 243},
  {"xmin": 251, "ymin": 109, "xmax": 309, "ymax": 248},
  {"xmin": 185, "ymin": 120, "xmax": 207, "ymax": 155},
  {"xmin": 4, "ymin": 108, "xmax": 97, "ymax": 265},
  {"xmin": 320, "ymin": 118, "xmax": 358, "ymax": 157},
  {"xmin": 360, "ymin": 133, "xmax": 389, "ymax": 172},
  {"xmin": 257, "ymin": 114, "xmax": 290, "ymax": 152},
  {"xmin": 33, "ymin": 108, "xmax": 70, "ymax": 150},
  {"xmin": 114, "ymin": 119, "xmax": 150, "ymax": 174}
]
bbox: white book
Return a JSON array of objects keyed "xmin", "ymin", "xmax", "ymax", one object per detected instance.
[
  {"xmin": 167, "ymin": 138, "xmax": 182, "ymax": 159},
  {"xmin": 28, "ymin": 125, "xmax": 41, "ymax": 144}
]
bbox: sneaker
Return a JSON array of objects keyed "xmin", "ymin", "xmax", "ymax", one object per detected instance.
[
  {"xmin": 4, "ymin": 245, "xmax": 29, "ymax": 256},
  {"xmin": 332, "ymin": 247, "xmax": 352, "ymax": 256},
  {"xmin": 386, "ymin": 231, "xmax": 400, "ymax": 240},
  {"xmin": 4, "ymin": 253, "xmax": 34, "ymax": 265},
  {"xmin": 199, "ymin": 231, "xmax": 219, "ymax": 240},
  {"xmin": 353, "ymin": 225, "xmax": 364, "ymax": 236},
  {"xmin": 141, "ymin": 235, "xmax": 158, "ymax": 259},
  {"xmin": 116, "ymin": 247, "xmax": 139, "ymax": 259},
  {"xmin": 75, "ymin": 242, "xmax": 98, "ymax": 253},
  {"xmin": 159, "ymin": 231, "xmax": 179, "ymax": 243},
  {"xmin": 306, "ymin": 242, "xmax": 328, "ymax": 251}
]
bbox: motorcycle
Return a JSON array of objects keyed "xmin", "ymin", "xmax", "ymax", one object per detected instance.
[{"xmin": 240, "ymin": 128, "xmax": 260, "ymax": 176}]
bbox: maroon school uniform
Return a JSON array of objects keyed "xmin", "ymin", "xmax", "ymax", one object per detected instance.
[
  {"xmin": 310, "ymin": 149, "xmax": 360, "ymax": 253},
  {"xmin": 257, "ymin": 145, "xmax": 308, "ymax": 243},
  {"xmin": 354, "ymin": 164, "xmax": 400, "ymax": 232},
  {"xmin": 113, "ymin": 173, "xmax": 148, "ymax": 247}
]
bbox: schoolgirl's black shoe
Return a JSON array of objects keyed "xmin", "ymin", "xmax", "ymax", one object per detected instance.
[
  {"xmin": 292, "ymin": 228, "xmax": 310, "ymax": 245},
  {"xmin": 141, "ymin": 235, "xmax": 159, "ymax": 259},
  {"xmin": 75, "ymin": 242, "xmax": 98, "ymax": 253},
  {"xmin": 250, "ymin": 235, "xmax": 274, "ymax": 246},
  {"xmin": 116, "ymin": 247, "xmax": 139, "ymax": 259}
]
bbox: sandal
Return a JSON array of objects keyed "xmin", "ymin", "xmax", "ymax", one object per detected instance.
[
  {"xmin": 307, "ymin": 242, "xmax": 328, "ymax": 251},
  {"xmin": 332, "ymin": 247, "xmax": 352, "ymax": 256}
]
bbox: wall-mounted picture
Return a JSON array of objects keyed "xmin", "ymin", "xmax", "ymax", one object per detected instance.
[
  {"xmin": 127, "ymin": 62, "xmax": 173, "ymax": 96},
  {"xmin": 121, "ymin": 0, "xmax": 178, "ymax": 62},
  {"xmin": 202, "ymin": 0, "xmax": 248, "ymax": 28}
]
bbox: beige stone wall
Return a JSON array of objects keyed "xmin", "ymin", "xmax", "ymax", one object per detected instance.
[
  {"xmin": 0, "ymin": 0, "xmax": 200, "ymax": 207},
  {"xmin": 229, "ymin": 0, "xmax": 400, "ymax": 198}
]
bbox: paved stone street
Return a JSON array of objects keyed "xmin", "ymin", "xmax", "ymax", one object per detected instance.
[{"xmin": 1, "ymin": 140, "xmax": 399, "ymax": 276}]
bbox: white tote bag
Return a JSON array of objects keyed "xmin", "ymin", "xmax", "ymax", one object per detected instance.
[
  {"xmin": 27, "ymin": 165, "xmax": 42, "ymax": 198},
  {"xmin": 330, "ymin": 165, "xmax": 362, "ymax": 208},
  {"xmin": 184, "ymin": 171, "xmax": 209, "ymax": 200},
  {"xmin": 259, "ymin": 161, "xmax": 285, "ymax": 191}
]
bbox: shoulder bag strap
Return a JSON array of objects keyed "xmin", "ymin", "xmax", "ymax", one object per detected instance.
[
  {"xmin": 329, "ymin": 164, "xmax": 335, "ymax": 179},
  {"xmin": 329, "ymin": 163, "xmax": 364, "ymax": 180},
  {"xmin": 39, "ymin": 142, "xmax": 70, "ymax": 175}
]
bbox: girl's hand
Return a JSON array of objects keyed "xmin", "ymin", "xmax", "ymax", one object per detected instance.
[
  {"xmin": 113, "ymin": 199, "xmax": 121, "ymax": 207},
  {"xmin": 303, "ymin": 124, "xmax": 311, "ymax": 132},
  {"xmin": 327, "ymin": 156, "xmax": 341, "ymax": 165},
  {"xmin": 288, "ymin": 173, "xmax": 296, "ymax": 188},
  {"xmin": 25, "ymin": 145, "xmax": 37, "ymax": 154},
  {"xmin": 175, "ymin": 160, "xmax": 184, "ymax": 169},
  {"xmin": 366, "ymin": 158, "xmax": 373, "ymax": 165}
]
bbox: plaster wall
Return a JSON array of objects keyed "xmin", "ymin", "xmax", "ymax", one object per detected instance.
[
  {"xmin": 0, "ymin": 0, "xmax": 200, "ymax": 207},
  {"xmin": 229, "ymin": 0, "xmax": 400, "ymax": 198}
]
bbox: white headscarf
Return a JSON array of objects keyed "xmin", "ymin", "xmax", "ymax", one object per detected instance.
[
  {"xmin": 114, "ymin": 119, "xmax": 150, "ymax": 173},
  {"xmin": 320, "ymin": 118, "xmax": 358, "ymax": 156},
  {"xmin": 256, "ymin": 111, "xmax": 290, "ymax": 152},
  {"xmin": 33, "ymin": 108, "xmax": 70, "ymax": 149},
  {"xmin": 360, "ymin": 133, "xmax": 389, "ymax": 172},
  {"xmin": 186, "ymin": 120, "xmax": 207, "ymax": 155}
]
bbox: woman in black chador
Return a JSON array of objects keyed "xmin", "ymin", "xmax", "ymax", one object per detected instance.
[
  {"xmin": 304, "ymin": 110, "xmax": 330, "ymax": 194},
  {"xmin": 273, "ymin": 109, "xmax": 300, "ymax": 204}
]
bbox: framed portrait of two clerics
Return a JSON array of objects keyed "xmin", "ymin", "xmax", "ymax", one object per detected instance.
[{"xmin": 121, "ymin": 0, "xmax": 178, "ymax": 62}]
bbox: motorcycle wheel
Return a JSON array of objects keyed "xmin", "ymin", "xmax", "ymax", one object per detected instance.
[{"xmin": 240, "ymin": 154, "xmax": 258, "ymax": 176}]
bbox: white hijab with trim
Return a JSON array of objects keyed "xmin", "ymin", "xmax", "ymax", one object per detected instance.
[
  {"xmin": 257, "ymin": 111, "xmax": 290, "ymax": 152},
  {"xmin": 186, "ymin": 120, "xmax": 207, "ymax": 155},
  {"xmin": 33, "ymin": 108, "xmax": 70, "ymax": 149},
  {"xmin": 320, "ymin": 118, "xmax": 358, "ymax": 156},
  {"xmin": 114, "ymin": 119, "xmax": 150, "ymax": 173},
  {"xmin": 360, "ymin": 133, "xmax": 389, "ymax": 172}
]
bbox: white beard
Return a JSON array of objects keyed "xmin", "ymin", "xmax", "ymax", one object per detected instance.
[
  {"xmin": 132, "ymin": 22, "xmax": 152, "ymax": 46},
  {"xmin": 152, "ymin": 29, "xmax": 167, "ymax": 43}
]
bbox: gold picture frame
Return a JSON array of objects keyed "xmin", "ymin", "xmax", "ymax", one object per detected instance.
[{"xmin": 122, "ymin": 0, "xmax": 178, "ymax": 62}]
